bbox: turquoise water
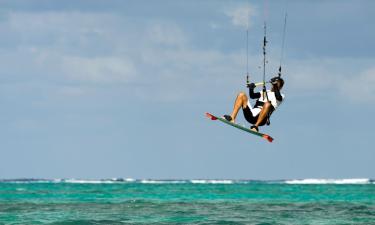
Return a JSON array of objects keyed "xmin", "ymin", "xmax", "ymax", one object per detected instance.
[{"xmin": 0, "ymin": 179, "xmax": 375, "ymax": 224}]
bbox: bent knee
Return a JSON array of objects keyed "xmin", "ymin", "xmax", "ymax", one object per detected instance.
[
  {"xmin": 238, "ymin": 92, "xmax": 248, "ymax": 99},
  {"xmin": 263, "ymin": 102, "xmax": 272, "ymax": 109}
]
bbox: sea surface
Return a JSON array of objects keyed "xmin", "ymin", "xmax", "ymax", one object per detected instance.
[{"xmin": 0, "ymin": 178, "xmax": 374, "ymax": 224}]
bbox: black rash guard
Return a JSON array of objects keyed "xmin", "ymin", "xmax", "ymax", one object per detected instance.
[{"xmin": 249, "ymin": 87, "xmax": 261, "ymax": 99}]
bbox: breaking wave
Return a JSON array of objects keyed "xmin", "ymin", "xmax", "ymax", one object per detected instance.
[
  {"xmin": 285, "ymin": 178, "xmax": 372, "ymax": 185},
  {"xmin": 0, "ymin": 178, "xmax": 373, "ymax": 184},
  {"xmin": 190, "ymin": 179, "xmax": 234, "ymax": 184}
]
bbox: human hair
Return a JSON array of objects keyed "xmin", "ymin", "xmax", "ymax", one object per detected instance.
[{"xmin": 278, "ymin": 77, "xmax": 284, "ymax": 89}]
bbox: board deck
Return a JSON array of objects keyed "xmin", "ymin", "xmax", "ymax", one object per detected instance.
[{"xmin": 205, "ymin": 112, "xmax": 273, "ymax": 143}]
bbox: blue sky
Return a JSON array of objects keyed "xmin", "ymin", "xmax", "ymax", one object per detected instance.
[{"xmin": 0, "ymin": 0, "xmax": 374, "ymax": 180}]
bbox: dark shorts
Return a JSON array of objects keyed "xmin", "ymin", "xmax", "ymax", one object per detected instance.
[{"xmin": 242, "ymin": 105, "xmax": 274, "ymax": 126}]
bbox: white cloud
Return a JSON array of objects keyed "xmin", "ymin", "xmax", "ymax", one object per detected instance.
[
  {"xmin": 209, "ymin": 22, "xmax": 220, "ymax": 30},
  {"xmin": 148, "ymin": 23, "xmax": 187, "ymax": 47},
  {"xmin": 225, "ymin": 4, "xmax": 256, "ymax": 29},
  {"xmin": 10, "ymin": 119, "xmax": 41, "ymax": 133},
  {"xmin": 1, "ymin": 11, "xmax": 138, "ymax": 83},
  {"xmin": 6, "ymin": 11, "xmax": 116, "ymax": 35},
  {"xmin": 2, "ymin": 9, "xmax": 374, "ymax": 105},
  {"xmin": 339, "ymin": 67, "xmax": 375, "ymax": 102},
  {"xmin": 56, "ymin": 86, "xmax": 91, "ymax": 97},
  {"xmin": 61, "ymin": 56, "xmax": 137, "ymax": 84},
  {"xmin": 1, "ymin": 10, "xmax": 235, "ymax": 101},
  {"xmin": 285, "ymin": 58, "xmax": 337, "ymax": 91},
  {"xmin": 133, "ymin": 46, "xmax": 245, "ymax": 102},
  {"xmin": 281, "ymin": 57, "xmax": 375, "ymax": 103}
]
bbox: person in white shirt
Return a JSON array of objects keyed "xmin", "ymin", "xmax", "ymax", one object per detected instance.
[{"xmin": 223, "ymin": 77, "xmax": 285, "ymax": 132}]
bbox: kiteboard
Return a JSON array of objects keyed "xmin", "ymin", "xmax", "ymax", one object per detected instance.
[{"xmin": 205, "ymin": 112, "xmax": 273, "ymax": 143}]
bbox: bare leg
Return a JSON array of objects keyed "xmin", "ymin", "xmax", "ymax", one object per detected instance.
[
  {"xmin": 254, "ymin": 101, "xmax": 272, "ymax": 128},
  {"xmin": 229, "ymin": 92, "xmax": 248, "ymax": 123}
]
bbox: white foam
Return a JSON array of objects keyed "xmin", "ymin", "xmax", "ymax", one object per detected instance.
[
  {"xmin": 1, "ymin": 178, "xmax": 373, "ymax": 185},
  {"xmin": 140, "ymin": 180, "xmax": 187, "ymax": 184},
  {"xmin": 6, "ymin": 180, "xmax": 52, "ymax": 183},
  {"xmin": 190, "ymin": 179, "xmax": 234, "ymax": 184},
  {"xmin": 124, "ymin": 178, "xmax": 136, "ymax": 182},
  {"xmin": 63, "ymin": 179, "xmax": 115, "ymax": 184},
  {"xmin": 140, "ymin": 180, "xmax": 164, "ymax": 184},
  {"xmin": 285, "ymin": 178, "xmax": 371, "ymax": 185}
]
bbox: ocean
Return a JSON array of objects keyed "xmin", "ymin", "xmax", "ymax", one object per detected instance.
[{"xmin": 0, "ymin": 179, "xmax": 374, "ymax": 224}]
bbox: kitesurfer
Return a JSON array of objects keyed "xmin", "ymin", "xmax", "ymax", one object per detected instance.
[{"xmin": 223, "ymin": 77, "xmax": 284, "ymax": 132}]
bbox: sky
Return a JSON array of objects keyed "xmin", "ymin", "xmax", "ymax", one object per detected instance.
[{"xmin": 0, "ymin": 0, "xmax": 374, "ymax": 180}]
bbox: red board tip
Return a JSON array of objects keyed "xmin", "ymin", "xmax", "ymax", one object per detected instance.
[
  {"xmin": 205, "ymin": 112, "xmax": 217, "ymax": 120},
  {"xmin": 262, "ymin": 135, "xmax": 274, "ymax": 143}
]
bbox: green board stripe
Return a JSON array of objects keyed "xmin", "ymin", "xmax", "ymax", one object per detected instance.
[{"xmin": 215, "ymin": 117, "xmax": 264, "ymax": 137}]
